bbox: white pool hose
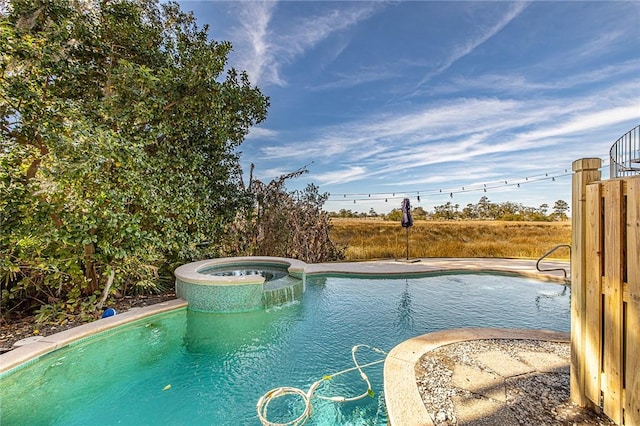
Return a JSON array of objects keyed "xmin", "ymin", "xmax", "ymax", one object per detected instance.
[{"xmin": 256, "ymin": 344, "xmax": 387, "ymax": 426}]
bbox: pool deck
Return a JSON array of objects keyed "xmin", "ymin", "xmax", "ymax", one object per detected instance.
[
  {"xmin": 304, "ymin": 257, "xmax": 570, "ymax": 283},
  {"xmin": 1, "ymin": 257, "xmax": 572, "ymax": 425}
]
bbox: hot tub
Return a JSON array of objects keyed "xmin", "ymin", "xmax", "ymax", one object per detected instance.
[{"xmin": 174, "ymin": 256, "xmax": 306, "ymax": 312}]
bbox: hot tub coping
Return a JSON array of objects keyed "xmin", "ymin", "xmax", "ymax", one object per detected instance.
[{"xmin": 174, "ymin": 256, "xmax": 307, "ymax": 285}]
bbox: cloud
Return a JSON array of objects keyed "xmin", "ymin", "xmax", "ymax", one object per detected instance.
[
  {"xmin": 417, "ymin": 2, "xmax": 530, "ymax": 86},
  {"xmin": 230, "ymin": 1, "xmax": 280, "ymax": 86},
  {"xmin": 232, "ymin": 2, "xmax": 383, "ymax": 86},
  {"xmin": 246, "ymin": 126, "xmax": 279, "ymax": 140},
  {"xmin": 429, "ymin": 60, "xmax": 640, "ymax": 96},
  {"xmin": 310, "ymin": 67, "xmax": 399, "ymax": 91},
  {"xmin": 312, "ymin": 166, "xmax": 368, "ymax": 185},
  {"xmin": 256, "ymin": 80, "xmax": 638, "ymax": 186}
]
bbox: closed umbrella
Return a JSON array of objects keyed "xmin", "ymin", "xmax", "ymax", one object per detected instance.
[
  {"xmin": 401, "ymin": 198, "xmax": 413, "ymax": 260},
  {"xmin": 401, "ymin": 198, "xmax": 413, "ymax": 228}
]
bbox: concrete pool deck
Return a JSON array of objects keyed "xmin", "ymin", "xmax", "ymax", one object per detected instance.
[
  {"xmin": 304, "ymin": 257, "xmax": 570, "ymax": 283},
  {"xmin": 1, "ymin": 257, "xmax": 572, "ymax": 424}
]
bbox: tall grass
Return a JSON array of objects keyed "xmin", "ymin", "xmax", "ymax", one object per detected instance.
[{"xmin": 329, "ymin": 219, "xmax": 571, "ymax": 261}]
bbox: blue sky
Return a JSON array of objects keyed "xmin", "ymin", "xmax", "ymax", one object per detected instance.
[{"xmin": 180, "ymin": 1, "xmax": 639, "ymax": 214}]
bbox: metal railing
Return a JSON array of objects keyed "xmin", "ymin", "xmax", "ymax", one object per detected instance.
[
  {"xmin": 609, "ymin": 124, "xmax": 640, "ymax": 178},
  {"xmin": 536, "ymin": 244, "xmax": 571, "ymax": 282}
]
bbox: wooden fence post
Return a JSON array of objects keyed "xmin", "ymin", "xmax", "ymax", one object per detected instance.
[
  {"xmin": 571, "ymin": 158, "xmax": 602, "ymax": 407},
  {"xmin": 626, "ymin": 177, "xmax": 640, "ymax": 425}
]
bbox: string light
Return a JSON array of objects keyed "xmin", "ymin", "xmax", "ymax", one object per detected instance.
[{"xmin": 327, "ymin": 167, "xmax": 573, "ymax": 202}]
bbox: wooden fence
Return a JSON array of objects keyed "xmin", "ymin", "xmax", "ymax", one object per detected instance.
[{"xmin": 571, "ymin": 158, "xmax": 639, "ymax": 425}]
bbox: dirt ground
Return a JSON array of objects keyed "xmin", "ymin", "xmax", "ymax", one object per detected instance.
[{"xmin": 0, "ymin": 293, "xmax": 176, "ymax": 353}]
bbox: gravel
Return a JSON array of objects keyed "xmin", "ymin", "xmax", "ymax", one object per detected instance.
[{"xmin": 415, "ymin": 339, "xmax": 615, "ymax": 426}]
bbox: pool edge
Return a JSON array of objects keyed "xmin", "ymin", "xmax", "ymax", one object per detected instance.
[{"xmin": 0, "ymin": 298, "xmax": 188, "ymax": 375}]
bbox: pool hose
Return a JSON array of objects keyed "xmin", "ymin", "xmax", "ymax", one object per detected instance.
[{"xmin": 256, "ymin": 344, "xmax": 387, "ymax": 426}]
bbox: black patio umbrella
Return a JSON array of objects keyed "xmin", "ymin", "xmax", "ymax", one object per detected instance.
[{"xmin": 401, "ymin": 198, "xmax": 413, "ymax": 259}]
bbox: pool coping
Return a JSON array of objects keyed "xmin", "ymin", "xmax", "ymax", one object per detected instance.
[
  {"xmin": 174, "ymin": 256, "xmax": 307, "ymax": 285},
  {"xmin": 0, "ymin": 299, "xmax": 188, "ymax": 374}
]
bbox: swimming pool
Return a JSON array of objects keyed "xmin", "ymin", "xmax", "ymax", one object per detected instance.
[{"xmin": 0, "ymin": 273, "xmax": 570, "ymax": 425}]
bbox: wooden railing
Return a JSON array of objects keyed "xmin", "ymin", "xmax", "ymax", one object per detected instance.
[{"xmin": 571, "ymin": 158, "xmax": 639, "ymax": 425}]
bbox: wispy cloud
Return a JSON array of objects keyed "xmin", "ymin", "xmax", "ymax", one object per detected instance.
[
  {"xmin": 429, "ymin": 60, "xmax": 640, "ymax": 96},
  {"xmin": 312, "ymin": 166, "xmax": 368, "ymax": 186},
  {"xmin": 231, "ymin": 1, "xmax": 280, "ymax": 86},
  {"xmin": 257, "ymin": 79, "xmax": 638, "ymax": 185},
  {"xmin": 310, "ymin": 66, "xmax": 399, "ymax": 91},
  {"xmin": 232, "ymin": 2, "xmax": 383, "ymax": 86},
  {"xmin": 417, "ymin": 2, "xmax": 530, "ymax": 87},
  {"xmin": 246, "ymin": 126, "xmax": 279, "ymax": 140}
]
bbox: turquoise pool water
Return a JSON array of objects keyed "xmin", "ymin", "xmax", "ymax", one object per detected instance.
[{"xmin": 1, "ymin": 273, "xmax": 570, "ymax": 425}]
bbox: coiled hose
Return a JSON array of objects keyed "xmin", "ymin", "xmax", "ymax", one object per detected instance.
[{"xmin": 256, "ymin": 344, "xmax": 387, "ymax": 426}]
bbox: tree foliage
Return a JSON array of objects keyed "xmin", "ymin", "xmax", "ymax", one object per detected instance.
[
  {"xmin": 428, "ymin": 197, "xmax": 570, "ymax": 221},
  {"xmin": 1, "ymin": 0, "xmax": 269, "ymax": 321},
  {"xmin": 330, "ymin": 196, "xmax": 570, "ymax": 222},
  {"xmin": 226, "ymin": 166, "xmax": 345, "ymax": 263}
]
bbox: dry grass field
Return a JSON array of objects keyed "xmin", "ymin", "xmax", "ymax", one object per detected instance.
[{"xmin": 329, "ymin": 218, "xmax": 571, "ymax": 261}]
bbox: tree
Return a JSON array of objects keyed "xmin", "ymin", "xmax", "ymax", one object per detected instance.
[
  {"xmin": 552, "ymin": 200, "xmax": 570, "ymax": 220},
  {"xmin": 412, "ymin": 206, "xmax": 428, "ymax": 220},
  {"xmin": 1, "ymin": 1, "xmax": 269, "ymax": 321},
  {"xmin": 462, "ymin": 203, "xmax": 478, "ymax": 220},
  {"xmin": 477, "ymin": 196, "xmax": 492, "ymax": 219},
  {"xmin": 385, "ymin": 208, "xmax": 403, "ymax": 222},
  {"xmin": 226, "ymin": 166, "xmax": 344, "ymax": 263},
  {"xmin": 433, "ymin": 202, "xmax": 459, "ymax": 220},
  {"xmin": 539, "ymin": 203, "xmax": 549, "ymax": 216}
]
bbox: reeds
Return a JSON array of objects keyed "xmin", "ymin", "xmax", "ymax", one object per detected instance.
[{"xmin": 329, "ymin": 219, "xmax": 571, "ymax": 261}]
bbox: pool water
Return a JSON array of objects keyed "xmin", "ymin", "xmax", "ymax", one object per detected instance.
[{"xmin": 1, "ymin": 274, "xmax": 570, "ymax": 425}]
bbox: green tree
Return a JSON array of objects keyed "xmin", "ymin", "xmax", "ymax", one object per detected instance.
[
  {"xmin": 539, "ymin": 203, "xmax": 549, "ymax": 216},
  {"xmin": 462, "ymin": 203, "xmax": 478, "ymax": 220},
  {"xmin": 1, "ymin": 0, "xmax": 268, "ymax": 321},
  {"xmin": 552, "ymin": 200, "xmax": 570, "ymax": 220},
  {"xmin": 477, "ymin": 196, "xmax": 492, "ymax": 219},
  {"xmin": 433, "ymin": 202, "xmax": 459, "ymax": 220},
  {"xmin": 385, "ymin": 208, "xmax": 402, "ymax": 222}
]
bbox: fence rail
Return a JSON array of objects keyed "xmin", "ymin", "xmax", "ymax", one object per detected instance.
[{"xmin": 571, "ymin": 158, "xmax": 639, "ymax": 425}]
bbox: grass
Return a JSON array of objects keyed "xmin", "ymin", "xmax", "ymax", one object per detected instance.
[{"xmin": 329, "ymin": 219, "xmax": 571, "ymax": 261}]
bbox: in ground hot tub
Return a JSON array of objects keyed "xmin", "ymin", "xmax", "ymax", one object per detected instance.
[{"xmin": 174, "ymin": 257, "xmax": 306, "ymax": 312}]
